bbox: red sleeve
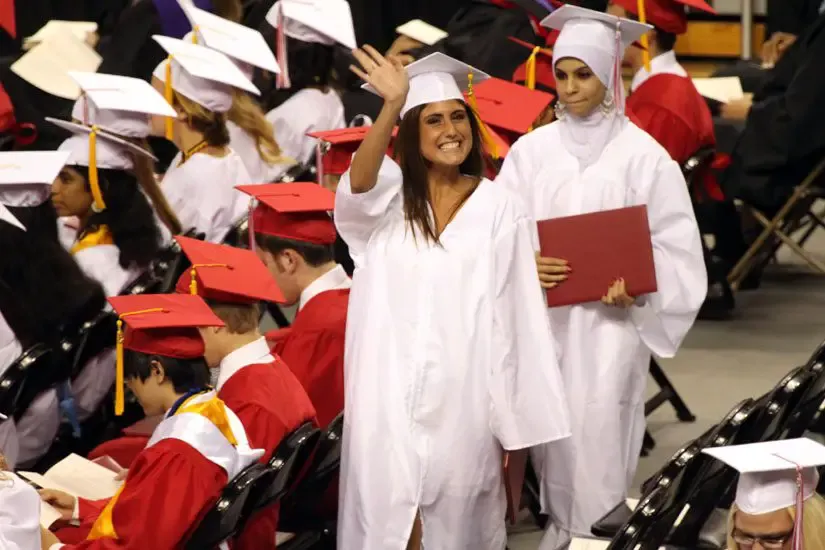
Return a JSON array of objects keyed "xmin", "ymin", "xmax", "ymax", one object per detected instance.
[
  {"xmin": 65, "ymin": 439, "xmax": 227, "ymax": 549},
  {"xmin": 631, "ymin": 103, "xmax": 696, "ymax": 164},
  {"xmin": 280, "ymin": 329, "xmax": 345, "ymax": 428}
]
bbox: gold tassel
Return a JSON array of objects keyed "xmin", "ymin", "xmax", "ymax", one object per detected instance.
[
  {"xmin": 88, "ymin": 127, "xmax": 106, "ymax": 212},
  {"xmin": 164, "ymin": 57, "xmax": 174, "ymax": 141},
  {"xmin": 637, "ymin": 0, "xmax": 651, "ymax": 72},
  {"xmin": 526, "ymin": 46, "xmax": 541, "ymax": 91},
  {"xmin": 192, "ymin": 26, "xmax": 199, "ymax": 44},
  {"xmin": 115, "ymin": 319, "xmax": 124, "ymax": 415},
  {"xmin": 466, "ymin": 72, "xmax": 499, "ymax": 160}
]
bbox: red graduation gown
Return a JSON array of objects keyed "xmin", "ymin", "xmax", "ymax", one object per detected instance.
[
  {"xmin": 273, "ymin": 289, "xmax": 349, "ymax": 428},
  {"xmin": 218, "ymin": 362, "xmax": 317, "ymax": 550},
  {"xmin": 69, "ymin": 439, "xmax": 227, "ymax": 549},
  {"xmin": 626, "ymin": 73, "xmax": 724, "ymax": 200}
]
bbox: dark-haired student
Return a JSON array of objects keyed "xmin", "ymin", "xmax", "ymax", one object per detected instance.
[
  {"xmin": 39, "ymin": 294, "xmax": 264, "ymax": 550},
  {"xmin": 174, "ymin": 236, "xmax": 317, "ymax": 549},
  {"xmin": 336, "ymin": 47, "xmax": 570, "ymax": 548},
  {"xmin": 239, "ymin": 182, "xmax": 350, "ymax": 429}
]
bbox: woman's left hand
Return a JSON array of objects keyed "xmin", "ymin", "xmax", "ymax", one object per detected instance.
[
  {"xmin": 41, "ymin": 525, "xmax": 60, "ymax": 548},
  {"xmin": 602, "ymin": 278, "xmax": 635, "ymax": 308}
]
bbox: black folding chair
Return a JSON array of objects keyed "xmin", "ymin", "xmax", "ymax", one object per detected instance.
[
  {"xmin": 185, "ymin": 463, "xmax": 270, "ymax": 549},
  {"xmin": 642, "ymin": 357, "xmax": 696, "ymax": 455},
  {"xmin": 222, "ymin": 215, "xmax": 250, "ymax": 249},
  {"xmin": 0, "ymin": 344, "xmax": 58, "ymax": 420}
]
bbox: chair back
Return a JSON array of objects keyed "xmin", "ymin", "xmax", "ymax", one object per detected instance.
[
  {"xmin": 0, "ymin": 344, "xmax": 56, "ymax": 419},
  {"xmin": 607, "ymin": 485, "xmax": 675, "ymax": 550},
  {"xmin": 59, "ymin": 310, "xmax": 117, "ymax": 379},
  {"xmin": 222, "ymin": 215, "xmax": 250, "ymax": 249},
  {"xmin": 185, "ymin": 462, "xmax": 270, "ymax": 549},
  {"xmin": 681, "ymin": 146, "xmax": 716, "ymax": 198},
  {"xmin": 278, "ymin": 161, "xmax": 316, "ymax": 184},
  {"xmin": 780, "ymin": 360, "xmax": 825, "ymax": 439}
]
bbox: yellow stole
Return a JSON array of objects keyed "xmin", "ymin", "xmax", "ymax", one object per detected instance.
[
  {"xmin": 87, "ymin": 393, "xmax": 238, "ymax": 541},
  {"xmin": 70, "ymin": 225, "xmax": 114, "ymax": 255}
]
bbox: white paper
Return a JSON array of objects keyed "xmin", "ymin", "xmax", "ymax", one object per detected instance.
[
  {"xmin": 24, "ymin": 20, "xmax": 98, "ymax": 49},
  {"xmin": 569, "ymin": 537, "xmax": 611, "ymax": 550},
  {"xmin": 691, "ymin": 77, "xmax": 744, "ymax": 103},
  {"xmin": 40, "ymin": 501, "xmax": 63, "ymax": 529},
  {"xmin": 395, "ymin": 19, "xmax": 448, "ymax": 46},
  {"xmin": 19, "ymin": 453, "xmax": 121, "ymax": 502},
  {"xmin": 276, "ymin": 532, "xmax": 296, "ymax": 546}
]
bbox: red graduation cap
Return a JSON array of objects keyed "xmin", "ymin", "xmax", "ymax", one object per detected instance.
[
  {"xmin": 173, "ymin": 236, "xmax": 286, "ymax": 304},
  {"xmin": 307, "ymin": 126, "xmax": 399, "ymax": 177},
  {"xmin": 107, "ymin": 294, "xmax": 225, "ymax": 415},
  {"xmin": 612, "ymin": 0, "xmax": 716, "ymax": 35},
  {"xmin": 508, "ymin": 36, "xmax": 557, "ymax": 93},
  {"xmin": 237, "ymin": 182, "xmax": 337, "ymax": 245},
  {"xmin": 467, "ymin": 77, "xmax": 554, "ymax": 139}
]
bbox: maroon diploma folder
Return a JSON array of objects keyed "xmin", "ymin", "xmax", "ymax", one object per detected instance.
[{"xmin": 537, "ymin": 205, "xmax": 657, "ymax": 307}]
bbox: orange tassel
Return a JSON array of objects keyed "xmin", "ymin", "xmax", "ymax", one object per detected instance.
[
  {"xmin": 526, "ymin": 46, "xmax": 541, "ymax": 91},
  {"xmin": 466, "ymin": 72, "xmax": 499, "ymax": 160},
  {"xmin": 189, "ymin": 264, "xmax": 230, "ymax": 295},
  {"xmin": 164, "ymin": 57, "xmax": 174, "ymax": 141},
  {"xmin": 115, "ymin": 308, "xmax": 166, "ymax": 416},
  {"xmin": 637, "ymin": 0, "xmax": 651, "ymax": 72},
  {"xmin": 88, "ymin": 127, "xmax": 106, "ymax": 212}
]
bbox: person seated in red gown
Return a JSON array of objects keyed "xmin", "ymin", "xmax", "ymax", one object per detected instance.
[
  {"xmin": 237, "ymin": 182, "xmax": 349, "ymax": 430},
  {"xmin": 39, "ymin": 294, "xmax": 263, "ymax": 549}
]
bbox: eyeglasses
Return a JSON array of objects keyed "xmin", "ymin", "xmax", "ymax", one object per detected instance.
[{"xmin": 732, "ymin": 529, "xmax": 794, "ymax": 549}]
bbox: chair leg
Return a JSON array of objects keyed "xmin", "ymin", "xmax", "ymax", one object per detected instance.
[
  {"xmin": 645, "ymin": 358, "xmax": 696, "ymax": 422},
  {"xmin": 267, "ymin": 302, "xmax": 291, "ymax": 328},
  {"xmin": 644, "ymin": 430, "xmax": 656, "ymax": 452}
]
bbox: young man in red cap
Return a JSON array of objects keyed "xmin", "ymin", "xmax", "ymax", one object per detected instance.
[
  {"xmin": 237, "ymin": 183, "xmax": 349, "ymax": 430},
  {"xmin": 39, "ymin": 294, "xmax": 263, "ymax": 550},
  {"xmin": 608, "ymin": 0, "xmax": 720, "ymax": 171},
  {"xmin": 174, "ymin": 236, "xmax": 318, "ymax": 550}
]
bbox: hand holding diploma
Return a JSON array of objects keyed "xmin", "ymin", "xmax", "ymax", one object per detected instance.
[
  {"xmin": 601, "ymin": 278, "xmax": 635, "ymax": 308},
  {"xmin": 535, "ymin": 253, "xmax": 570, "ymax": 289}
]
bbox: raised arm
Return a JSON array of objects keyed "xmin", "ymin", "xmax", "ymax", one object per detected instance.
[{"xmin": 347, "ymin": 46, "xmax": 409, "ymax": 194}]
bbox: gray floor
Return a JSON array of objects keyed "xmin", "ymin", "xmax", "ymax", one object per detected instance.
[{"xmin": 508, "ymin": 238, "xmax": 825, "ymax": 548}]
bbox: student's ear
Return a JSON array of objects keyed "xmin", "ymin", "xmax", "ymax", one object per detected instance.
[{"xmin": 150, "ymin": 359, "xmax": 167, "ymax": 384}]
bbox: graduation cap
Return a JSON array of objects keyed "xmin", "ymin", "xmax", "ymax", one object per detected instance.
[
  {"xmin": 237, "ymin": 182, "xmax": 337, "ymax": 245},
  {"xmin": 152, "ymin": 35, "xmax": 259, "ymax": 137},
  {"xmin": 23, "ymin": 20, "xmax": 97, "ymax": 49},
  {"xmin": 266, "ymin": 0, "xmax": 357, "ymax": 89},
  {"xmin": 509, "ymin": 37, "xmax": 556, "ymax": 93},
  {"xmin": 10, "ymin": 32, "xmax": 102, "ymax": 100},
  {"xmin": 704, "ymin": 438, "xmax": 825, "ymax": 548},
  {"xmin": 612, "ymin": 0, "xmax": 715, "ymax": 36},
  {"xmin": 362, "ymin": 53, "xmax": 501, "ymax": 159},
  {"xmin": 541, "ymin": 5, "xmax": 652, "ymax": 113},
  {"xmin": 107, "ymin": 294, "xmax": 225, "ymax": 415},
  {"xmin": 69, "ymin": 72, "xmax": 176, "ymax": 139},
  {"xmin": 307, "ymin": 126, "xmax": 399, "ymax": 178},
  {"xmin": 48, "ymin": 118, "xmax": 155, "ymax": 213},
  {"xmin": 173, "ymin": 235, "xmax": 286, "ymax": 304},
  {"xmin": 0, "ymin": 151, "xmax": 71, "ymax": 207},
  {"xmin": 395, "ymin": 20, "xmax": 448, "ymax": 47},
  {"xmin": 468, "ymin": 77, "xmax": 554, "ymax": 139},
  {"xmin": 182, "ymin": 2, "xmax": 280, "ymax": 80}
]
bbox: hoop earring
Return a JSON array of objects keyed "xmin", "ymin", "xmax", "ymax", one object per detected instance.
[
  {"xmin": 600, "ymin": 93, "xmax": 615, "ymax": 116},
  {"xmin": 554, "ymin": 102, "xmax": 567, "ymax": 120}
]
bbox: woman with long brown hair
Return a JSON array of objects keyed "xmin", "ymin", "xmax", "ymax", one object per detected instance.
[
  {"xmin": 150, "ymin": 36, "xmax": 257, "ymax": 242},
  {"xmin": 333, "ymin": 46, "xmax": 571, "ymax": 549}
]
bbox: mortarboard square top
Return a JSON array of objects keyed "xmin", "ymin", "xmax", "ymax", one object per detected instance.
[
  {"xmin": 307, "ymin": 126, "xmax": 398, "ymax": 176},
  {"xmin": 466, "ymin": 77, "xmax": 554, "ymax": 136},
  {"xmin": 611, "ymin": 0, "xmax": 716, "ymax": 35},
  {"xmin": 107, "ymin": 293, "xmax": 225, "ymax": 359},
  {"xmin": 0, "ymin": 151, "xmax": 70, "ymax": 207},
  {"xmin": 266, "ymin": 0, "xmax": 357, "ymax": 49},
  {"xmin": 10, "ymin": 32, "xmax": 101, "ymax": 100},
  {"xmin": 49, "ymin": 118, "xmax": 155, "ymax": 171},
  {"xmin": 69, "ymin": 72, "xmax": 176, "ymax": 138},
  {"xmin": 363, "ymin": 53, "xmax": 490, "ymax": 118},
  {"xmin": 152, "ymin": 35, "xmax": 259, "ymax": 113},
  {"xmin": 174, "ymin": 236, "xmax": 286, "ymax": 304},
  {"xmin": 237, "ymin": 182, "xmax": 337, "ymax": 245},
  {"xmin": 182, "ymin": 3, "xmax": 280, "ymax": 77},
  {"xmin": 703, "ymin": 438, "xmax": 825, "ymax": 515}
]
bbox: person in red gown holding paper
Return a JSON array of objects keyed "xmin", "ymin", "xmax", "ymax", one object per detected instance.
[
  {"xmin": 336, "ymin": 47, "xmax": 570, "ymax": 549},
  {"xmin": 495, "ymin": 6, "xmax": 707, "ymax": 548},
  {"xmin": 173, "ymin": 237, "xmax": 318, "ymax": 550},
  {"xmin": 39, "ymin": 294, "xmax": 264, "ymax": 550},
  {"xmin": 236, "ymin": 183, "xmax": 350, "ymax": 429}
]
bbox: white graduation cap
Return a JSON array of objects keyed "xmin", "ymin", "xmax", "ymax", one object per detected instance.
[
  {"xmin": 0, "ymin": 151, "xmax": 71, "ymax": 207},
  {"xmin": 182, "ymin": 3, "xmax": 280, "ymax": 79},
  {"xmin": 362, "ymin": 52, "xmax": 490, "ymax": 119},
  {"xmin": 151, "ymin": 35, "xmax": 260, "ymax": 116},
  {"xmin": 23, "ymin": 20, "xmax": 98, "ymax": 50},
  {"xmin": 704, "ymin": 438, "xmax": 825, "ymax": 515},
  {"xmin": 10, "ymin": 32, "xmax": 102, "ymax": 100},
  {"xmin": 69, "ymin": 72, "xmax": 176, "ymax": 139},
  {"xmin": 48, "ymin": 118, "xmax": 155, "ymax": 213},
  {"xmin": 540, "ymin": 5, "xmax": 651, "ymax": 112},
  {"xmin": 395, "ymin": 19, "xmax": 448, "ymax": 47},
  {"xmin": 265, "ymin": 0, "xmax": 356, "ymax": 89}
]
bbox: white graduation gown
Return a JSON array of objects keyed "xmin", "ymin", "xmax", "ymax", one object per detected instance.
[
  {"xmin": 334, "ymin": 157, "xmax": 571, "ymax": 550},
  {"xmin": 226, "ymin": 121, "xmax": 293, "ymax": 183},
  {"xmin": 266, "ymin": 88, "xmax": 346, "ymax": 167},
  {"xmin": 0, "ymin": 313, "xmax": 22, "ymax": 469},
  {"xmin": 495, "ymin": 119, "xmax": 707, "ymax": 548},
  {"xmin": 160, "ymin": 151, "xmax": 250, "ymax": 243},
  {"xmin": 0, "ymin": 473, "xmax": 42, "ymax": 549}
]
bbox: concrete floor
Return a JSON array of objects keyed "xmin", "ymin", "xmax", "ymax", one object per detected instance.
[{"xmin": 508, "ymin": 238, "xmax": 825, "ymax": 548}]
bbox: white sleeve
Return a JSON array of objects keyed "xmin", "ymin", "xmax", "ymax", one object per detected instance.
[
  {"xmin": 494, "ymin": 140, "xmax": 540, "ymax": 251},
  {"xmin": 334, "ymin": 155, "xmax": 403, "ymax": 267},
  {"xmin": 489, "ymin": 216, "xmax": 572, "ymax": 450},
  {"xmin": 629, "ymin": 158, "xmax": 708, "ymax": 358},
  {"xmin": 0, "ymin": 474, "xmax": 43, "ymax": 550}
]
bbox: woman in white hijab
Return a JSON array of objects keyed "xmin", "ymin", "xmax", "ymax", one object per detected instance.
[{"xmin": 495, "ymin": 5, "xmax": 707, "ymax": 548}]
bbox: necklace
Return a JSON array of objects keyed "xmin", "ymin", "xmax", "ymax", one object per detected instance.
[{"xmin": 179, "ymin": 140, "xmax": 209, "ymax": 165}]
